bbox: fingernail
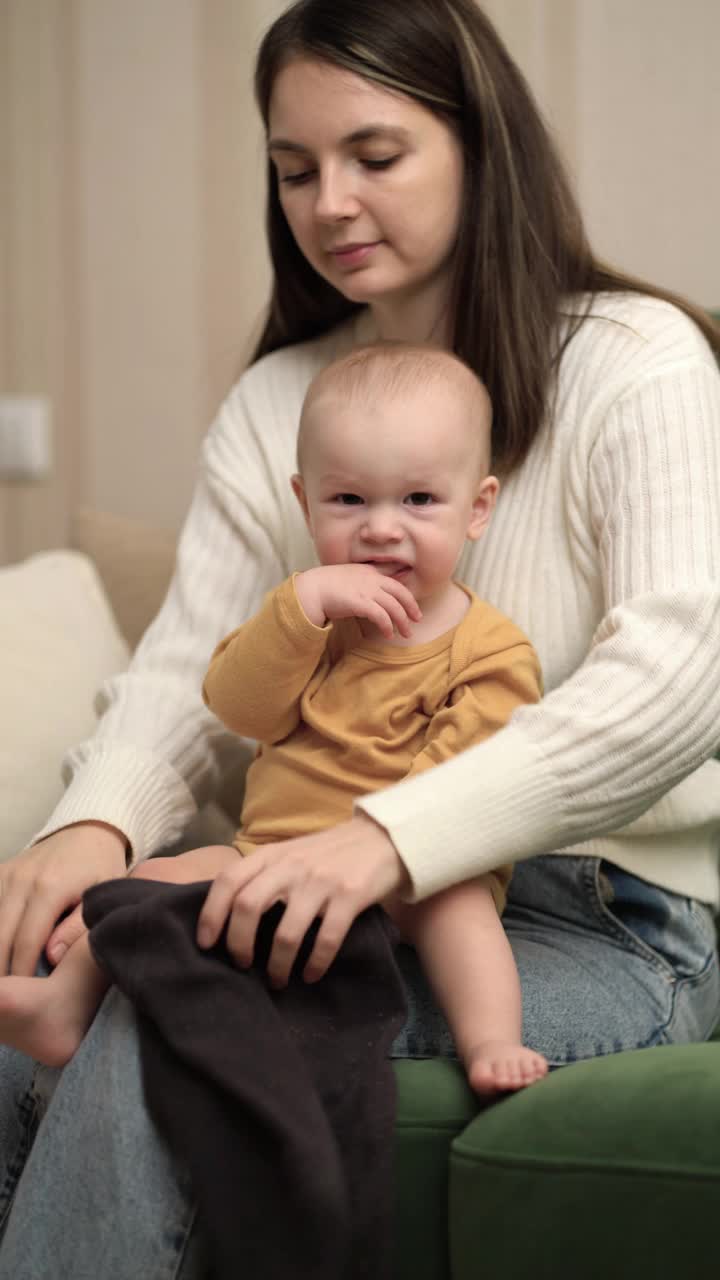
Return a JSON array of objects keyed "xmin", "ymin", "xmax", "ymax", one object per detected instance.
[
  {"xmin": 197, "ymin": 926, "xmax": 211, "ymax": 948},
  {"xmin": 49, "ymin": 943, "xmax": 67, "ymax": 963}
]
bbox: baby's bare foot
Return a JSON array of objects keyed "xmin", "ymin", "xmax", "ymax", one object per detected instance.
[
  {"xmin": 466, "ymin": 1040, "xmax": 548, "ymax": 1095},
  {"xmin": 0, "ymin": 974, "xmax": 93, "ymax": 1067}
]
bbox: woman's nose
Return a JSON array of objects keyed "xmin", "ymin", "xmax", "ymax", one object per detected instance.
[{"xmin": 314, "ymin": 163, "xmax": 358, "ymax": 222}]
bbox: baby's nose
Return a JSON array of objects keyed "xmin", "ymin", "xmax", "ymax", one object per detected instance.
[{"xmin": 361, "ymin": 507, "xmax": 403, "ymax": 541}]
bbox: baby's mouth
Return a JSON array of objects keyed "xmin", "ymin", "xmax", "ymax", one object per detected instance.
[{"xmin": 364, "ymin": 559, "xmax": 412, "ymax": 578}]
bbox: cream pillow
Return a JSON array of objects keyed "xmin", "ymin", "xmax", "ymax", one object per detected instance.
[
  {"xmin": 0, "ymin": 550, "xmax": 130, "ymax": 860},
  {"xmin": 71, "ymin": 507, "xmax": 176, "ymax": 649}
]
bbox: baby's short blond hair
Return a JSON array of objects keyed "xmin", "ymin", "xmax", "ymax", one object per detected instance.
[{"xmin": 297, "ymin": 343, "xmax": 492, "ymax": 474}]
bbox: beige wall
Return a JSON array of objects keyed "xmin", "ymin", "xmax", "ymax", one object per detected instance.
[
  {"xmin": 0, "ymin": 0, "xmax": 79, "ymax": 560},
  {"xmin": 1, "ymin": 0, "xmax": 718, "ymax": 562},
  {"xmin": 485, "ymin": 0, "xmax": 720, "ymax": 302},
  {"xmin": 574, "ymin": 0, "xmax": 720, "ymax": 302}
]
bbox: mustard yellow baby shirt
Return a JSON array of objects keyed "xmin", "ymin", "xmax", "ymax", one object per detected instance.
[{"xmin": 203, "ymin": 576, "xmax": 541, "ymax": 908}]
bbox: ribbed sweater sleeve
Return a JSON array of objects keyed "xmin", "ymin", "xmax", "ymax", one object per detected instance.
[
  {"xmin": 33, "ymin": 319, "xmax": 358, "ymax": 864},
  {"xmin": 358, "ymin": 337, "xmax": 720, "ymax": 899},
  {"xmin": 32, "ymin": 389, "xmax": 299, "ymax": 864}
]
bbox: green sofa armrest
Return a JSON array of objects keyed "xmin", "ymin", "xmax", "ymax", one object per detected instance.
[
  {"xmin": 392, "ymin": 1016, "xmax": 720, "ymax": 1280},
  {"xmin": 448, "ymin": 1042, "xmax": 720, "ymax": 1280}
]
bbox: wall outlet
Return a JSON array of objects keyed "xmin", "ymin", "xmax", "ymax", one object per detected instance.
[{"xmin": 0, "ymin": 396, "xmax": 52, "ymax": 479}]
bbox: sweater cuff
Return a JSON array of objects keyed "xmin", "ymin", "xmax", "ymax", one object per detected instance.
[
  {"xmin": 355, "ymin": 726, "xmax": 563, "ymax": 901},
  {"xmin": 31, "ymin": 746, "xmax": 198, "ymax": 868}
]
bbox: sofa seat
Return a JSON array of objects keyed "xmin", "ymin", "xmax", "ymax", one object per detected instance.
[{"xmin": 394, "ymin": 1029, "xmax": 720, "ymax": 1279}]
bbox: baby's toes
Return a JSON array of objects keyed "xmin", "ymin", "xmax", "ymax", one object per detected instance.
[
  {"xmin": 468, "ymin": 1058, "xmax": 500, "ymax": 1095},
  {"xmin": 525, "ymin": 1051, "xmax": 549, "ymax": 1083},
  {"xmin": 497, "ymin": 1056, "xmax": 526, "ymax": 1090}
]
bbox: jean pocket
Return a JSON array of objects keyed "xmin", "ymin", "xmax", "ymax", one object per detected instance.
[{"xmin": 598, "ymin": 860, "xmax": 717, "ymax": 981}]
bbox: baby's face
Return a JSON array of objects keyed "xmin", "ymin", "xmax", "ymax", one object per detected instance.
[{"xmin": 292, "ymin": 381, "xmax": 496, "ymax": 607}]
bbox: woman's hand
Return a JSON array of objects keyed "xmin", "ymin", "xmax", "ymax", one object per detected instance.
[
  {"xmin": 0, "ymin": 822, "xmax": 128, "ymax": 976},
  {"xmin": 197, "ymin": 815, "xmax": 409, "ymax": 988}
]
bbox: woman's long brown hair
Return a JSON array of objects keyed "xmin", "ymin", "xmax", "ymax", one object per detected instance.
[{"xmin": 252, "ymin": 0, "xmax": 719, "ymax": 473}]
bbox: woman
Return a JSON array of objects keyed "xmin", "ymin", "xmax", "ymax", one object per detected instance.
[{"xmin": 0, "ymin": 0, "xmax": 718, "ymax": 1274}]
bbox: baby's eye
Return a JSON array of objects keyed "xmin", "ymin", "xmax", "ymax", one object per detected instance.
[
  {"xmin": 334, "ymin": 493, "xmax": 364, "ymax": 505},
  {"xmin": 405, "ymin": 492, "xmax": 434, "ymax": 507}
]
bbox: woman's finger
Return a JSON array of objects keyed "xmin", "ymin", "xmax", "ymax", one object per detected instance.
[
  {"xmin": 0, "ymin": 884, "xmax": 30, "ymax": 975},
  {"xmin": 47, "ymin": 903, "xmax": 87, "ymax": 965},
  {"xmin": 0, "ymin": 825, "xmax": 128, "ymax": 976},
  {"xmin": 10, "ymin": 887, "xmax": 78, "ymax": 976},
  {"xmin": 222, "ymin": 885, "xmax": 269, "ymax": 969},
  {"xmin": 196, "ymin": 855, "xmax": 265, "ymax": 948},
  {"xmin": 261, "ymin": 890, "xmax": 329, "ymax": 988},
  {"xmin": 302, "ymin": 898, "xmax": 357, "ymax": 983}
]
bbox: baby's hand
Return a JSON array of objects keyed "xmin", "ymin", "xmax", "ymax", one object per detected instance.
[{"xmin": 295, "ymin": 564, "xmax": 421, "ymax": 639}]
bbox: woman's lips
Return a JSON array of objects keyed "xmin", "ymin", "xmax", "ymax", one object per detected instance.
[{"xmin": 330, "ymin": 242, "xmax": 380, "ymax": 269}]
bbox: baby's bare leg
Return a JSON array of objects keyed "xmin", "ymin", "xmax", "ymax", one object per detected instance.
[
  {"xmin": 0, "ymin": 845, "xmax": 239, "ymax": 1067},
  {"xmin": 130, "ymin": 843, "xmax": 239, "ymax": 886},
  {"xmin": 0, "ymin": 934, "xmax": 109, "ymax": 1067},
  {"xmin": 390, "ymin": 879, "xmax": 547, "ymax": 1095}
]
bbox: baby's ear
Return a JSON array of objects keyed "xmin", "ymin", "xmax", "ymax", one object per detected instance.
[
  {"xmin": 467, "ymin": 475, "xmax": 499, "ymax": 541},
  {"xmin": 291, "ymin": 474, "xmax": 312, "ymax": 530}
]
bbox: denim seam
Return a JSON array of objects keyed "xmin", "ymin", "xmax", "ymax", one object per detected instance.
[
  {"xmin": 582, "ymin": 862, "xmax": 719, "ymax": 1047},
  {"xmin": 543, "ymin": 1018, "xmax": 669, "ymax": 1068},
  {"xmin": 582, "ymin": 859, "xmax": 675, "ymax": 982},
  {"xmin": 688, "ymin": 896, "xmax": 720, "ymax": 948},
  {"xmin": 0, "ymin": 1088, "xmax": 38, "ymax": 1229},
  {"xmin": 662, "ymin": 952, "xmax": 720, "ymax": 1043}
]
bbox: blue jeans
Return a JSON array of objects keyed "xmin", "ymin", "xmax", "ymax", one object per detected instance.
[
  {"xmin": 393, "ymin": 855, "xmax": 720, "ymax": 1062},
  {"xmin": 0, "ymin": 855, "xmax": 717, "ymax": 1279}
]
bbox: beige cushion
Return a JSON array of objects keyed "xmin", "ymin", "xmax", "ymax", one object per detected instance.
[
  {"xmin": 71, "ymin": 507, "xmax": 176, "ymax": 649},
  {"xmin": 0, "ymin": 550, "xmax": 130, "ymax": 860}
]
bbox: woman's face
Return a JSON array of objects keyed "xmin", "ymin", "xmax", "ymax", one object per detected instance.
[{"xmin": 267, "ymin": 58, "xmax": 464, "ymax": 329}]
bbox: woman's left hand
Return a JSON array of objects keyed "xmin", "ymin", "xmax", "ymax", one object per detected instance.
[{"xmin": 196, "ymin": 814, "xmax": 409, "ymax": 988}]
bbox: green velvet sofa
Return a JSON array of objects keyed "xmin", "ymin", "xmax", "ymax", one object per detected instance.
[{"xmin": 394, "ymin": 1033, "xmax": 720, "ymax": 1278}]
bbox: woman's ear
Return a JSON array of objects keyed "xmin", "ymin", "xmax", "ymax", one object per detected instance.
[
  {"xmin": 291, "ymin": 473, "xmax": 313, "ymax": 532},
  {"xmin": 466, "ymin": 475, "xmax": 499, "ymax": 541}
]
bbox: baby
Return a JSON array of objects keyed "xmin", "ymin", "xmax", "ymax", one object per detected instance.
[
  {"xmin": 199, "ymin": 343, "xmax": 548, "ymax": 1094},
  {"xmin": 0, "ymin": 344, "xmax": 547, "ymax": 1094}
]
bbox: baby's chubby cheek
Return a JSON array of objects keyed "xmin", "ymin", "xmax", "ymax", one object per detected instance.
[{"xmin": 313, "ymin": 531, "xmax": 351, "ymax": 565}]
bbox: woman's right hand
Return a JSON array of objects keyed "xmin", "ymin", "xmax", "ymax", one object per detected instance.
[{"xmin": 0, "ymin": 822, "xmax": 128, "ymax": 976}]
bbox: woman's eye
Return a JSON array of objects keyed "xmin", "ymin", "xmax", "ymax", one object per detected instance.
[
  {"xmin": 279, "ymin": 170, "xmax": 314, "ymax": 187},
  {"xmin": 362, "ymin": 155, "xmax": 400, "ymax": 172},
  {"xmin": 405, "ymin": 492, "xmax": 434, "ymax": 507},
  {"xmin": 335, "ymin": 493, "xmax": 364, "ymax": 506}
]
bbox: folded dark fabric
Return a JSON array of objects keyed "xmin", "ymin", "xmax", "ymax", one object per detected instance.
[{"xmin": 84, "ymin": 878, "xmax": 406, "ymax": 1280}]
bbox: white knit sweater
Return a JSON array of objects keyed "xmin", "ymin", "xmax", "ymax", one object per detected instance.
[{"xmin": 38, "ymin": 294, "xmax": 720, "ymax": 905}]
